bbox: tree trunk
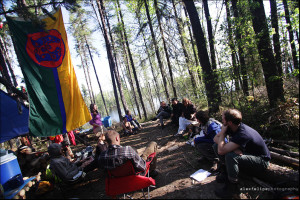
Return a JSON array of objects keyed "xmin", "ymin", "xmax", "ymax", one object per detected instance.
[
  {"xmin": 0, "ymin": 36, "xmax": 17, "ymax": 87},
  {"xmin": 83, "ymin": 49, "xmax": 95, "ymax": 103},
  {"xmin": 183, "ymin": 0, "xmax": 220, "ymax": 113},
  {"xmin": 136, "ymin": 14, "xmax": 161, "ymax": 102},
  {"xmin": 282, "ymin": 0, "xmax": 299, "ymax": 70},
  {"xmin": 144, "ymin": 0, "xmax": 170, "ymax": 101},
  {"xmin": 203, "ymin": 0, "xmax": 217, "ymax": 71},
  {"xmin": 232, "ymin": 0, "xmax": 249, "ymax": 96},
  {"xmin": 270, "ymin": 0, "xmax": 284, "ymax": 92},
  {"xmin": 84, "ymin": 36, "xmax": 109, "ymax": 116},
  {"xmin": 0, "ymin": 47, "xmax": 13, "ymax": 93},
  {"xmin": 116, "ymin": 12, "xmax": 142, "ymax": 120},
  {"xmin": 154, "ymin": 0, "xmax": 177, "ymax": 99},
  {"xmin": 97, "ymin": 0, "xmax": 122, "ymax": 121},
  {"xmin": 249, "ymin": 0, "xmax": 285, "ymax": 107},
  {"xmin": 104, "ymin": 7, "xmax": 129, "ymax": 113},
  {"xmin": 117, "ymin": 0, "xmax": 147, "ymax": 119},
  {"xmin": 225, "ymin": 0, "xmax": 240, "ymax": 91},
  {"xmin": 78, "ymin": 45, "xmax": 93, "ymax": 104},
  {"xmin": 172, "ymin": 0, "xmax": 198, "ymax": 97}
]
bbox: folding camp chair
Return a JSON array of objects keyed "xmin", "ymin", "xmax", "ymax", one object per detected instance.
[{"xmin": 105, "ymin": 152, "xmax": 156, "ymax": 199}]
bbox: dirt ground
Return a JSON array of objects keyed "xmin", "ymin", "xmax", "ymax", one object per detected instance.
[{"xmin": 31, "ymin": 120, "xmax": 278, "ymax": 199}]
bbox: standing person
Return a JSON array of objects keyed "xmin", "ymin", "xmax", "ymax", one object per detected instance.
[
  {"xmin": 170, "ymin": 98, "xmax": 183, "ymax": 126},
  {"xmin": 152, "ymin": 101, "xmax": 172, "ymax": 129},
  {"xmin": 175, "ymin": 98, "xmax": 197, "ymax": 136},
  {"xmin": 194, "ymin": 110, "xmax": 222, "ymax": 172},
  {"xmin": 89, "ymin": 104, "xmax": 103, "ymax": 137},
  {"xmin": 213, "ymin": 109, "xmax": 271, "ymax": 198},
  {"xmin": 125, "ymin": 110, "xmax": 142, "ymax": 130}
]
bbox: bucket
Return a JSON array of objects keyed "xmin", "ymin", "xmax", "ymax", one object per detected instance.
[
  {"xmin": 102, "ymin": 116, "xmax": 112, "ymax": 128},
  {"xmin": 0, "ymin": 153, "xmax": 24, "ymax": 191}
]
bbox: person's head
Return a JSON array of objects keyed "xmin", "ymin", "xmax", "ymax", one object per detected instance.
[
  {"xmin": 125, "ymin": 110, "xmax": 130, "ymax": 115},
  {"xmin": 160, "ymin": 101, "xmax": 166, "ymax": 107},
  {"xmin": 182, "ymin": 98, "xmax": 191, "ymax": 107},
  {"xmin": 196, "ymin": 110, "xmax": 209, "ymax": 125},
  {"xmin": 48, "ymin": 143, "xmax": 62, "ymax": 158},
  {"xmin": 222, "ymin": 109, "xmax": 242, "ymax": 126},
  {"xmin": 171, "ymin": 98, "xmax": 178, "ymax": 105},
  {"xmin": 98, "ymin": 133, "xmax": 106, "ymax": 142},
  {"xmin": 90, "ymin": 104, "xmax": 98, "ymax": 114},
  {"xmin": 105, "ymin": 130, "xmax": 120, "ymax": 145}
]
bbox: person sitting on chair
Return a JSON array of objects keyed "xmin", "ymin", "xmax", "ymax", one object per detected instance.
[
  {"xmin": 152, "ymin": 101, "xmax": 172, "ymax": 129},
  {"xmin": 99, "ymin": 130, "xmax": 158, "ymax": 177},
  {"xmin": 170, "ymin": 98, "xmax": 183, "ymax": 126},
  {"xmin": 125, "ymin": 110, "xmax": 142, "ymax": 130},
  {"xmin": 48, "ymin": 143, "xmax": 85, "ymax": 183},
  {"xmin": 213, "ymin": 109, "xmax": 271, "ymax": 198}
]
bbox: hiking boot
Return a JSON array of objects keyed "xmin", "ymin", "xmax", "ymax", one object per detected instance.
[
  {"xmin": 197, "ymin": 156, "xmax": 207, "ymax": 163},
  {"xmin": 215, "ymin": 181, "xmax": 240, "ymax": 199},
  {"xmin": 151, "ymin": 117, "xmax": 158, "ymax": 121},
  {"xmin": 209, "ymin": 161, "xmax": 219, "ymax": 172},
  {"xmin": 216, "ymin": 171, "xmax": 228, "ymax": 183}
]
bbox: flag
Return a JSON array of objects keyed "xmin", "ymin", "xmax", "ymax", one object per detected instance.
[{"xmin": 7, "ymin": 8, "xmax": 91, "ymax": 137}]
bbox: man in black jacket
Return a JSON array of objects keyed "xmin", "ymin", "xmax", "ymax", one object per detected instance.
[{"xmin": 170, "ymin": 98, "xmax": 183, "ymax": 126}]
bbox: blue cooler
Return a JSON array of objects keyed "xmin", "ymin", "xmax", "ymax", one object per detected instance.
[
  {"xmin": 102, "ymin": 116, "xmax": 112, "ymax": 128},
  {"xmin": 0, "ymin": 153, "xmax": 24, "ymax": 191}
]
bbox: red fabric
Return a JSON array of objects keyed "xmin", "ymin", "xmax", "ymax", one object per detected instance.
[
  {"xmin": 67, "ymin": 131, "xmax": 76, "ymax": 146},
  {"xmin": 105, "ymin": 153, "xmax": 157, "ymax": 197},
  {"xmin": 54, "ymin": 134, "xmax": 63, "ymax": 144}
]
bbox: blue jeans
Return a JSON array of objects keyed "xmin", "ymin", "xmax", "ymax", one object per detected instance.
[
  {"xmin": 213, "ymin": 143, "xmax": 269, "ymax": 182},
  {"xmin": 156, "ymin": 111, "xmax": 171, "ymax": 125}
]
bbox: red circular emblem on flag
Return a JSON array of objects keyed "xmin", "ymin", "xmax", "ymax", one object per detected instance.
[{"xmin": 26, "ymin": 29, "xmax": 65, "ymax": 68}]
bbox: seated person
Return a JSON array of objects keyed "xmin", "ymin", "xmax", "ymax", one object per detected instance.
[
  {"xmin": 48, "ymin": 143, "xmax": 85, "ymax": 183},
  {"xmin": 194, "ymin": 110, "xmax": 222, "ymax": 172},
  {"xmin": 125, "ymin": 110, "xmax": 142, "ymax": 129},
  {"xmin": 122, "ymin": 117, "xmax": 138, "ymax": 136},
  {"xmin": 17, "ymin": 145, "xmax": 49, "ymax": 177},
  {"xmin": 99, "ymin": 130, "xmax": 158, "ymax": 177},
  {"xmin": 170, "ymin": 98, "xmax": 183, "ymax": 126},
  {"xmin": 175, "ymin": 98, "xmax": 197, "ymax": 136},
  {"xmin": 89, "ymin": 103, "xmax": 104, "ymax": 137},
  {"xmin": 213, "ymin": 109, "xmax": 270, "ymax": 198},
  {"xmin": 152, "ymin": 101, "xmax": 172, "ymax": 129}
]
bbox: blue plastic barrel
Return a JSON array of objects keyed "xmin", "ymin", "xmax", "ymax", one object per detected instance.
[
  {"xmin": 102, "ymin": 116, "xmax": 112, "ymax": 128},
  {"xmin": 0, "ymin": 153, "xmax": 24, "ymax": 191}
]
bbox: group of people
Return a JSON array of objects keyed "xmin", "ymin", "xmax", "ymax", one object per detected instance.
[
  {"xmin": 122, "ymin": 110, "xmax": 142, "ymax": 136},
  {"xmin": 152, "ymin": 97, "xmax": 197, "ymax": 135},
  {"xmin": 151, "ymin": 98, "xmax": 271, "ymax": 198},
  {"xmin": 47, "ymin": 101, "xmax": 270, "ymax": 199}
]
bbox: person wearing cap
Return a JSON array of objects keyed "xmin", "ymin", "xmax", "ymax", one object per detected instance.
[
  {"xmin": 48, "ymin": 143, "xmax": 85, "ymax": 183},
  {"xmin": 170, "ymin": 98, "xmax": 183, "ymax": 126}
]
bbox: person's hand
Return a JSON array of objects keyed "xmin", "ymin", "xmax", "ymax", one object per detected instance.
[{"xmin": 220, "ymin": 125, "xmax": 228, "ymax": 134}]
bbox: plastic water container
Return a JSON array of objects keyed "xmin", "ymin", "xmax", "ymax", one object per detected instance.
[
  {"xmin": 102, "ymin": 116, "xmax": 112, "ymax": 128},
  {"xmin": 0, "ymin": 153, "xmax": 24, "ymax": 191}
]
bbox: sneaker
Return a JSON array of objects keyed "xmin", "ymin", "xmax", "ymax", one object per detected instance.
[{"xmin": 215, "ymin": 181, "xmax": 240, "ymax": 198}]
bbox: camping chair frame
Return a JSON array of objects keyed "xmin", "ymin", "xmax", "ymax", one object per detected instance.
[{"xmin": 105, "ymin": 152, "xmax": 156, "ymax": 199}]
